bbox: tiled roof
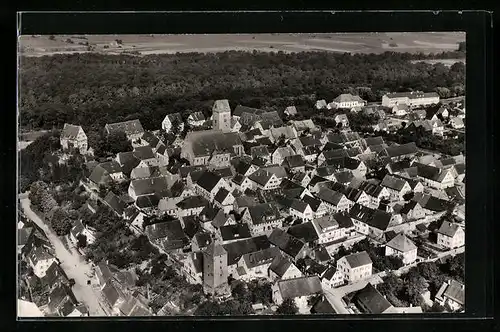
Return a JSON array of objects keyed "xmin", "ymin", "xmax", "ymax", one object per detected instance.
[
  {"xmin": 219, "ymin": 224, "xmax": 251, "ymax": 242},
  {"xmin": 131, "ymin": 177, "xmax": 170, "ymax": 197},
  {"xmin": 61, "ymin": 124, "xmax": 83, "ymax": 140},
  {"xmin": 354, "ymin": 283, "xmax": 392, "ymax": 314},
  {"xmin": 106, "ymin": 119, "xmax": 144, "ymax": 136},
  {"xmin": 382, "ymin": 142, "xmax": 418, "ymax": 158},
  {"xmin": 381, "ymin": 174, "xmax": 408, "ymax": 191},
  {"xmin": 177, "ymin": 196, "xmax": 208, "ymax": 210},
  {"xmin": 437, "ymin": 221, "xmax": 461, "ymax": 238},
  {"xmin": 386, "ymin": 233, "xmax": 417, "ymax": 252},
  {"xmin": 269, "ymin": 255, "xmax": 293, "ymax": 277},
  {"xmin": 223, "ymin": 235, "xmax": 271, "ymax": 266},
  {"xmin": 196, "ymin": 171, "xmax": 222, "ymax": 192},
  {"xmin": 287, "ymin": 222, "xmax": 319, "ymax": 243},
  {"xmin": 133, "ymin": 146, "xmax": 156, "ymax": 160},
  {"xmin": 343, "ymin": 251, "xmax": 372, "ymax": 268},
  {"xmin": 278, "ymin": 276, "xmax": 322, "ymax": 299},
  {"xmin": 333, "ymin": 93, "xmax": 365, "ymax": 103},
  {"xmin": 268, "ymin": 228, "xmax": 306, "ymax": 258},
  {"xmin": 248, "ymin": 203, "xmax": 281, "ymax": 225},
  {"xmin": 243, "ymin": 246, "xmax": 281, "ymax": 269}
]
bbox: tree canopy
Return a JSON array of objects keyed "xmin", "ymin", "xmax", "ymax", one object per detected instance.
[{"xmin": 20, "ymin": 51, "xmax": 464, "ymax": 132}]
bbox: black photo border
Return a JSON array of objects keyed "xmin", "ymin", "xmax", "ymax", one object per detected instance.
[{"xmin": 3, "ymin": 9, "xmax": 496, "ymax": 332}]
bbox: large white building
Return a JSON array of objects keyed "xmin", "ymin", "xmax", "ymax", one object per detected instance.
[
  {"xmin": 336, "ymin": 251, "xmax": 373, "ymax": 284},
  {"xmin": 382, "ymin": 91, "xmax": 440, "ymax": 108}
]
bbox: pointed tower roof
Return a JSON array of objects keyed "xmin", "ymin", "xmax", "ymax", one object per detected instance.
[{"xmin": 204, "ymin": 241, "xmax": 227, "ymax": 257}]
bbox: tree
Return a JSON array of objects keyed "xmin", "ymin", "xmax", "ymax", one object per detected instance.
[
  {"xmin": 402, "ymin": 191, "xmax": 414, "ymax": 201},
  {"xmin": 76, "ymin": 234, "xmax": 87, "ymax": 248},
  {"xmin": 49, "ymin": 35, "xmax": 55, "ymax": 40},
  {"xmin": 107, "ymin": 131, "xmax": 132, "ymax": 155},
  {"xmin": 276, "ymin": 298, "xmax": 298, "ymax": 315},
  {"xmin": 50, "ymin": 208, "xmax": 74, "ymax": 236}
]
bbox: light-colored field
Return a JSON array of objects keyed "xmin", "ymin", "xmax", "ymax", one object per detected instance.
[
  {"xmin": 410, "ymin": 58, "xmax": 466, "ymax": 67},
  {"xmin": 19, "ymin": 32, "xmax": 465, "ymax": 57}
]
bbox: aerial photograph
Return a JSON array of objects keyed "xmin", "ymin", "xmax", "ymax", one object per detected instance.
[{"xmin": 17, "ymin": 32, "xmax": 465, "ymax": 317}]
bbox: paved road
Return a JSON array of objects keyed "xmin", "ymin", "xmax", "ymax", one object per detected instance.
[{"xmin": 20, "ymin": 198, "xmax": 107, "ymax": 316}]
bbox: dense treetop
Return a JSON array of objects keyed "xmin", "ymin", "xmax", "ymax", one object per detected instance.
[{"xmin": 20, "ymin": 51, "xmax": 464, "ymax": 132}]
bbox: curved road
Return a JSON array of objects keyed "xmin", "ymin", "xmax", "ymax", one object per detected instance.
[{"xmin": 20, "ymin": 198, "xmax": 107, "ymax": 316}]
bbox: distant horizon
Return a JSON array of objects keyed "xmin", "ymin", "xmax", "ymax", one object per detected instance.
[{"xmin": 19, "ymin": 32, "xmax": 465, "ymax": 57}]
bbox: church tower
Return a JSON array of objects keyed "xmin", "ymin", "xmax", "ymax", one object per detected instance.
[
  {"xmin": 202, "ymin": 241, "xmax": 230, "ymax": 297},
  {"xmin": 212, "ymin": 99, "xmax": 231, "ymax": 133}
]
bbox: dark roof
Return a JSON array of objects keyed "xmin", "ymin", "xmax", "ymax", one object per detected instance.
[
  {"xmin": 213, "ymin": 167, "xmax": 234, "ymax": 179},
  {"xmin": 219, "ymin": 224, "xmax": 252, "ymax": 242},
  {"xmin": 308, "ymin": 176, "xmax": 330, "ymax": 188},
  {"xmin": 299, "ymin": 136, "xmax": 322, "ymax": 147},
  {"xmin": 250, "ymin": 145, "xmax": 270, "ymax": 158},
  {"xmin": 181, "ymin": 166, "xmax": 207, "ymax": 179},
  {"xmin": 235, "ymin": 161, "xmax": 253, "ymax": 175},
  {"xmin": 269, "ymin": 256, "xmax": 294, "ymax": 277},
  {"xmin": 223, "ymin": 235, "xmax": 271, "ymax": 266},
  {"xmin": 141, "ymin": 131, "xmax": 160, "ymax": 148},
  {"xmin": 333, "ymin": 212, "xmax": 354, "ymax": 229},
  {"xmin": 182, "ymin": 216, "xmax": 201, "ymax": 239},
  {"xmin": 437, "ymin": 221, "xmax": 461, "ymax": 238},
  {"xmin": 193, "ymin": 232, "xmax": 212, "ymax": 249},
  {"xmin": 243, "ymin": 246, "xmax": 281, "ymax": 269},
  {"xmin": 136, "ymin": 194, "xmax": 161, "ymax": 209},
  {"xmin": 88, "ymin": 165, "xmax": 112, "ymax": 185},
  {"xmin": 364, "ymin": 136, "xmax": 385, "ymax": 147},
  {"xmin": 287, "ymin": 222, "xmax": 319, "ymax": 243},
  {"xmin": 311, "ymin": 297, "xmax": 336, "ymax": 314},
  {"xmin": 381, "ymin": 174, "xmax": 408, "ymax": 191},
  {"xmin": 382, "ymin": 142, "xmax": 418, "ymax": 158},
  {"xmin": 358, "ymin": 181, "xmax": 385, "ymax": 198},
  {"xmin": 278, "ymin": 276, "xmax": 322, "ymax": 299},
  {"xmin": 334, "ymin": 170, "xmax": 354, "ymax": 184},
  {"xmin": 102, "ymin": 281, "xmax": 122, "ymax": 307},
  {"xmin": 233, "ymin": 105, "xmax": 265, "ymax": 117},
  {"xmin": 130, "ymin": 177, "xmax": 170, "ymax": 197},
  {"xmin": 248, "ymin": 169, "xmax": 274, "ymax": 186},
  {"xmin": 177, "ymin": 196, "xmax": 208, "ymax": 210},
  {"xmin": 316, "ymin": 187, "xmax": 345, "ymax": 206},
  {"xmin": 196, "ymin": 171, "xmax": 223, "ymax": 192},
  {"xmin": 144, "ymin": 220, "xmax": 187, "ymax": 244},
  {"xmin": 283, "ymin": 155, "xmax": 306, "ymax": 168},
  {"xmin": 348, "ymin": 203, "xmax": 391, "ymax": 231},
  {"xmin": 314, "ymin": 247, "xmax": 331, "ymax": 263},
  {"xmin": 104, "ymin": 191, "xmax": 126, "ymax": 215},
  {"xmin": 247, "ymin": 203, "xmax": 281, "ymax": 225},
  {"xmin": 106, "ymin": 119, "xmax": 144, "ymax": 136},
  {"xmin": 214, "ymin": 188, "xmax": 231, "ymax": 205},
  {"xmin": 42, "ymin": 261, "xmax": 69, "ymax": 287},
  {"xmin": 188, "ymin": 111, "xmax": 205, "ymax": 122},
  {"xmin": 302, "ymin": 195, "xmax": 323, "ymax": 212},
  {"xmin": 133, "ymin": 146, "xmax": 156, "ymax": 160},
  {"xmin": 61, "ymin": 124, "xmax": 83, "ymax": 139},
  {"xmin": 187, "ymin": 130, "xmax": 242, "ymax": 158},
  {"xmin": 268, "ymin": 228, "xmax": 307, "ymax": 258},
  {"xmin": 343, "ymin": 251, "xmax": 372, "ymax": 268},
  {"xmin": 354, "ymin": 283, "xmax": 392, "ymax": 314}
]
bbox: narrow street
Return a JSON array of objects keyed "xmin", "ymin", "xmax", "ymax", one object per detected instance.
[{"xmin": 20, "ymin": 198, "xmax": 107, "ymax": 316}]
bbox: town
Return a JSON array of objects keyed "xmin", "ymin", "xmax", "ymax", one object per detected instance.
[{"xmin": 18, "ymin": 87, "xmax": 465, "ymax": 316}]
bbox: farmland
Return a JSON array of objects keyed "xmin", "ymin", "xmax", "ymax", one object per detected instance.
[{"xmin": 19, "ymin": 32, "xmax": 465, "ymax": 57}]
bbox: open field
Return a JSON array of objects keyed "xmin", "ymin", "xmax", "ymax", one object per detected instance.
[{"xmin": 19, "ymin": 32, "xmax": 465, "ymax": 57}]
